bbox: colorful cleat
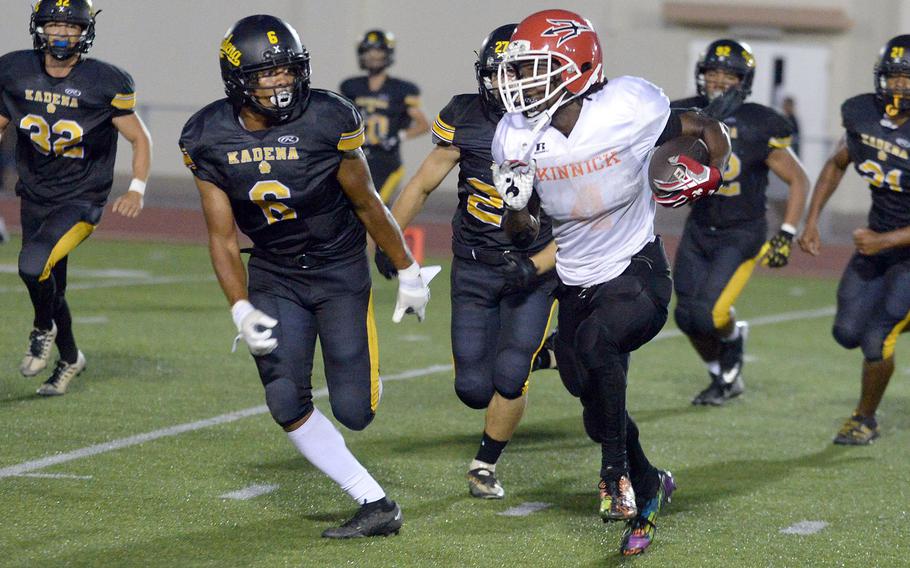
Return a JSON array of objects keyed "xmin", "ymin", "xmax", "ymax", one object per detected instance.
[
  {"xmin": 467, "ymin": 467, "xmax": 505, "ymax": 499},
  {"xmin": 833, "ymin": 414, "xmax": 880, "ymax": 445},
  {"xmin": 37, "ymin": 351, "xmax": 86, "ymax": 396},
  {"xmin": 620, "ymin": 470, "xmax": 676, "ymax": 556},
  {"xmin": 321, "ymin": 500, "xmax": 403, "ymax": 539},
  {"xmin": 599, "ymin": 475, "xmax": 637, "ymax": 521},
  {"xmin": 20, "ymin": 322, "xmax": 58, "ymax": 377}
]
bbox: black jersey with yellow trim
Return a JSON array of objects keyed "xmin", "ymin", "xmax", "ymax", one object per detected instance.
[
  {"xmin": 435, "ymin": 93, "xmax": 552, "ymax": 253},
  {"xmin": 179, "ymin": 89, "xmax": 368, "ymax": 258},
  {"xmin": 339, "ymin": 75, "xmax": 420, "ymax": 164},
  {"xmin": 0, "ymin": 50, "xmax": 135, "ymax": 205},
  {"xmin": 672, "ymin": 95, "xmax": 793, "ymax": 228},
  {"xmin": 842, "ymin": 94, "xmax": 910, "ymax": 234}
]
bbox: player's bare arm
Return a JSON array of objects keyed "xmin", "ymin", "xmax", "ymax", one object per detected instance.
[
  {"xmin": 0, "ymin": 114, "xmax": 9, "ymax": 135},
  {"xmin": 390, "ymin": 143, "xmax": 460, "ymax": 228},
  {"xmin": 194, "ymin": 177, "xmax": 247, "ymax": 306},
  {"xmin": 798, "ymin": 136, "xmax": 851, "ymax": 256},
  {"xmin": 403, "ymin": 105, "xmax": 430, "ymax": 139},
  {"xmin": 766, "ymin": 148, "xmax": 810, "ymax": 230},
  {"xmin": 337, "ymin": 148, "xmax": 414, "ymax": 270},
  {"xmin": 679, "ymin": 110, "xmax": 731, "ymax": 170},
  {"xmin": 111, "ymin": 113, "xmax": 152, "ymax": 218}
]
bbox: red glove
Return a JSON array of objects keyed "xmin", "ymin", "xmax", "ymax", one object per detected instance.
[{"xmin": 652, "ymin": 154, "xmax": 722, "ymax": 208}]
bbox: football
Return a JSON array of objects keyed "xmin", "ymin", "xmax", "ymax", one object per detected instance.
[{"xmin": 648, "ymin": 136, "xmax": 710, "ymax": 197}]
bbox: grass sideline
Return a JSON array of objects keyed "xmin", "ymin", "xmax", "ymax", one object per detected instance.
[{"xmin": 0, "ymin": 237, "xmax": 907, "ymax": 567}]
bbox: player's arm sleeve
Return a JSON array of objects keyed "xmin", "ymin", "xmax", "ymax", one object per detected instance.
[
  {"xmin": 336, "ymin": 99, "xmax": 366, "ymax": 152},
  {"xmin": 655, "ymin": 109, "xmax": 684, "ymax": 146},
  {"xmin": 403, "ymin": 81, "xmax": 422, "ymax": 108},
  {"xmin": 627, "ymin": 78, "xmax": 671, "ymax": 155},
  {"xmin": 431, "ymin": 97, "xmax": 458, "ymax": 146},
  {"xmin": 766, "ymin": 110, "xmax": 795, "ymax": 151},
  {"xmin": 178, "ymin": 121, "xmax": 220, "ymax": 185},
  {"xmin": 0, "ymin": 56, "xmax": 13, "ymax": 119},
  {"xmin": 109, "ymin": 67, "xmax": 137, "ymax": 117}
]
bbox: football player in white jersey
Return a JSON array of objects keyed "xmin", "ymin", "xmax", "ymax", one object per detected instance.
[{"xmin": 491, "ymin": 9, "xmax": 730, "ymax": 556}]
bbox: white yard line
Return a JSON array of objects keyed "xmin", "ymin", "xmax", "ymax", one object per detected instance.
[
  {"xmin": 0, "ymin": 264, "xmax": 151, "ymax": 279},
  {"xmin": 15, "ymin": 473, "xmax": 93, "ymax": 480},
  {"xmin": 498, "ymin": 502, "xmax": 552, "ymax": 517},
  {"xmin": 0, "ymin": 364, "xmax": 454, "ymax": 479},
  {"xmin": 220, "ymin": 483, "xmax": 279, "ymax": 500},
  {"xmin": 780, "ymin": 520, "xmax": 828, "ymax": 535},
  {"xmin": 0, "ymin": 305, "xmax": 837, "ymax": 480},
  {"xmin": 0, "ymin": 275, "xmax": 215, "ymax": 294}
]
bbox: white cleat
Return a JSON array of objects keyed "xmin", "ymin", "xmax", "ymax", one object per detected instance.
[
  {"xmin": 20, "ymin": 322, "xmax": 58, "ymax": 377},
  {"xmin": 37, "ymin": 351, "xmax": 86, "ymax": 396}
]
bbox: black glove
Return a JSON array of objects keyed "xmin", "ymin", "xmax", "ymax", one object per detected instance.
[
  {"xmin": 501, "ymin": 252, "xmax": 537, "ymax": 292},
  {"xmin": 762, "ymin": 229, "xmax": 794, "ymax": 268},
  {"xmin": 703, "ymin": 86, "xmax": 746, "ymax": 120},
  {"xmin": 374, "ymin": 249, "xmax": 398, "ymax": 279}
]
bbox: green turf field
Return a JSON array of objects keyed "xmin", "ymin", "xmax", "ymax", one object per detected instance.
[{"xmin": 0, "ymin": 237, "xmax": 907, "ymax": 567}]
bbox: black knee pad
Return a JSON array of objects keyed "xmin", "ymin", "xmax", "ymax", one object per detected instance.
[
  {"xmin": 575, "ymin": 316, "xmax": 621, "ymax": 372},
  {"xmin": 455, "ymin": 377, "xmax": 493, "ymax": 409},
  {"xmin": 330, "ymin": 403, "xmax": 375, "ymax": 431},
  {"xmin": 832, "ymin": 323, "xmax": 862, "ymax": 350},
  {"xmin": 493, "ymin": 381, "xmax": 526, "ymax": 401},
  {"xmin": 860, "ymin": 333, "xmax": 886, "ymax": 362},
  {"xmin": 264, "ymin": 377, "xmax": 313, "ymax": 428}
]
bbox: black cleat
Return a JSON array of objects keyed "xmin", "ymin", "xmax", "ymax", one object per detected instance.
[
  {"xmin": 692, "ymin": 372, "xmax": 743, "ymax": 406},
  {"xmin": 467, "ymin": 467, "xmax": 505, "ymax": 499},
  {"xmin": 833, "ymin": 414, "xmax": 880, "ymax": 445},
  {"xmin": 321, "ymin": 500, "xmax": 403, "ymax": 539}
]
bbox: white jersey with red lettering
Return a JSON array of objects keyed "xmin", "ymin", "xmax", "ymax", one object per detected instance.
[{"xmin": 492, "ymin": 75, "xmax": 670, "ymax": 287}]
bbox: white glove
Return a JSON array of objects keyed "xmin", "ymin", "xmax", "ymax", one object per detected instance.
[
  {"xmin": 230, "ymin": 300, "xmax": 278, "ymax": 356},
  {"xmin": 491, "ymin": 159, "xmax": 537, "ymax": 211},
  {"xmin": 393, "ymin": 263, "xmax": 442, "ymax": 323}
]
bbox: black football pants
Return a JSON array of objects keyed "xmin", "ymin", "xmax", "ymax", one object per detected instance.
[
  {"xmin": 554, "ymin": 237, "xmax": 671, "ymax": 495},
  {"xmin": 18, "ymin": 197, "xmax": 102, "ymax": 362},
  {"xmin": 247, "ymin": 252, "xmax": 380, "ymax": 431}
]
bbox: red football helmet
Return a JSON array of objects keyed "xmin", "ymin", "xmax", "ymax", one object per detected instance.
[{"xmin": 497, "ymin": 9, "xmax": 603, "ymax": 123}]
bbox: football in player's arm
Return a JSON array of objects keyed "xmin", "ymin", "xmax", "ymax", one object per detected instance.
[
  {"xmin": 665, "ymin": 39, "xmax": 809, "ymax": 407},
  {"xmin": 798, "ymin": 34, "xmax": 910, "ymax": 446},
  {"xmin": 0, "ymin": 0, "xmax": 151, "ymax": 396},
  {"xmin": 379, "ymin": 23, "xmax": 558, "ymax": 501},
  {"xmin": 180, "ymin": 15, "xmax": 438, "ymax": 540}
]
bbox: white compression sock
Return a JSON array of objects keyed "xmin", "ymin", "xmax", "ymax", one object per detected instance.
[{"xmin": 286, "ymin": 408, "xmax": 386, "ymax": 504}]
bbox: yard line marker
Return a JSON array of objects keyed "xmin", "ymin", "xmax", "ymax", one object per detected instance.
[
  {"xmin": 0, "ymin": 264, "xmax": 151, "ymax": 279},
  {"xmin": 16, "ymin": 473, "xmax": 93, "ymax": 480},
  {"xmin": 0, "ymin": 305, "xmax": 837, "ymax": 479},
  {"xmin": 0, "ymin": 364, "xmax": 454, "ymax": 479},
  {"xmin": 0, "ymin": 275, "xmax": 215, "ymax": 294},
  {"xmin": 780, "ymin": 520, "xmax": 828, "ymax": 535},
  {"xmin": 74, "ymin": 316, "xmax": 109, "ymax": 325},
  {"xmin": 220, "ymin": 483, "xmax": 279, "ymax": 500},
  {"xmin": 498, "ymin": 502, "xmax": 552, "ymax": 517}
]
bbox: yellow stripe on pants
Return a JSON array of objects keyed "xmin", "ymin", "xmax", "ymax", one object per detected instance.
[
  {"xmin": 378, "ymin": 166, "xmax": 405, "ymax": 204},
  {"xmin": 367, "ymin": 291, "xmax": 381, "ymax": 411},
  {"xmin": 711, "ymin": 242, "xmax": 769, "ymax": 329},
  {"xmin": 40, "ymin": 221, "xmax": 95, "ymax": 282}
]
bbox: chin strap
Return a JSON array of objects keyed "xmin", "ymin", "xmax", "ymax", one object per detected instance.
[{"xmin": 886, "ymin": 94, "xmax": 902, "ymax": 117}]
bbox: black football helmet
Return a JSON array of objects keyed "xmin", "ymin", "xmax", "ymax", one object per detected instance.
[
  {"xmin": 220, "ymin": 15, "xmax": 311, "ymax": 122},
  {"xmin": 475, "ymin": 23, "xmax": 516, "ymax": 117},
  {"xmin": 30, "ymin": 0, "xmax": 98, "ymax": 60},
  {"xmin": 357, "ymin": 29, "xmax": 395, "ymax": 72},
  {"xmin": 695, "ymin": 39, "xmax": 756, "ymax": 99},
  {"xmin": 874, "ymin": 34, "xmax": 910, "ymax": 117}
]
